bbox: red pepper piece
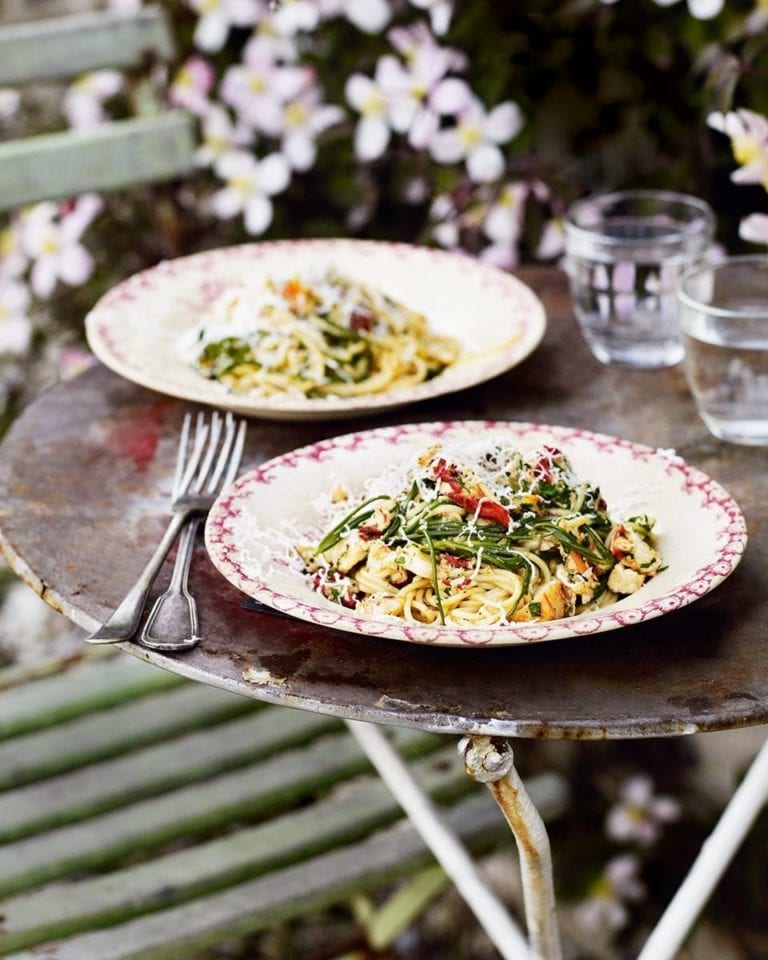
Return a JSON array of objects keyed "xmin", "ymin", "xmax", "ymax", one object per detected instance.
[{"xmin": 432, "ymin": 459, "xmax": 509, "ymax": 526}]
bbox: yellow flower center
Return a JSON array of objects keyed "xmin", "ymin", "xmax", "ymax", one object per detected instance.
[
  {"xmin": 0, "ymin": 228, "xmax": 14, "ymax": 257},
  {"xmin": 249, "ymin": 75, "xmax": 267, "ymax": 94},
  {"xmin": 41, "ymin": 235, "xmax": 59, "ymax": 256},
  {"xmin": 732, "ymin": 134, "xmax": 760, "ymax": 167},
  {"xmin": 363, "ymin": 91, "xmax": 386, "ymax": 117},
  {"xmin": 285, "ymin": 102, "xmax": 307, "ymax": 128},
  {"xmin": 232, "ymin": 176, "xmax": 254, "ymax": 195},
  {"xmin": 459, "ymin": 122, "xmax": 482, "ymax": 149}
]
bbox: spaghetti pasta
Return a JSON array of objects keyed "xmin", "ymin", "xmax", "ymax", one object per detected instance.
[
  {"xmin": 296, "ymin": 441, "xmax": 664, "ymax": 627},
  {"xmin": 184, "ymin": 271, "xmax": 460, "ymax": 399}
]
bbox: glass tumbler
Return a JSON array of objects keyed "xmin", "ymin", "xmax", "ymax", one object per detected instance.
[
  {"xmin": 677, "ymin": 255, "xmax": 768, "ymax": 445},
  {"xmin": 564, "ymin": 190, "xmax": 715, "ymax": 369}
]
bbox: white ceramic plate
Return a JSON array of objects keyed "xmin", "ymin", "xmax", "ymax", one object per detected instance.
[
  {"xmin": 85, "ymin": 240, "xmax": 546, "ymax": 420},
  {"xmin": 205, "ymin": 421, "xmax": 748, "ymax": 648}
]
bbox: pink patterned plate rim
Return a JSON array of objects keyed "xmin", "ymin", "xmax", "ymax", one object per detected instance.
[
  {"xmin": 204, "ymin": 420, "xmax": 748, "ymax": 648},
  {"xmin": 84, "ymin": 239, "xmax": 546, "ymax": 421}
]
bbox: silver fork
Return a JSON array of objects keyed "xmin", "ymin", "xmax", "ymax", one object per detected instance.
[
  {"xmin": 86, "ymin": 411, "xmax": 247, "ymax": 645},
  {"xmin": 140, "ymin": 411, "xmax": 245, "ymax": 651}
]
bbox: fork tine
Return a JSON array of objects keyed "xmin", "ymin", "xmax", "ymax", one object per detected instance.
[
  {"xmin": 171, "ymin": 413, "xmax": 192, "ymax": 499},
  {"xmin": 206, "ymin": 413, "xmax": 237, "ymax": 492},
  {"xmin": 221, "ymin": 419, "xmax": 247, "ymax": 489},
  {"xmin": 191, "ymin": 411, "xmax": 224, "ymax": 493},
  {"xmin": 176, "ymin": 413, "xmax": 210, "ymax": 497}
]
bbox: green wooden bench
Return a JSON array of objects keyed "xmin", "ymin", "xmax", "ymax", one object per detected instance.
[
  {"xmin": 0, "ymin": 6, "xmax": 195, "ymax": 211},
  {"xmin": 0, "ymin": 649, "xmax": 567, "ymax": 958}
]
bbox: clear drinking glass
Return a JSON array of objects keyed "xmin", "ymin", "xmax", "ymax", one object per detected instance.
[
  {"xmin": 564, "ymin": 190, "xmax": 715, "ymax": 369},
  {"xmin": 677, "ymin": 255, "xmax": 768, "ymax": 445}
]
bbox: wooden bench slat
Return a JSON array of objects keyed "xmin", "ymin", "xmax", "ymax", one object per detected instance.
[
  {"xmin": 0, "ymin": 682, "xmax": 261, "ymax": 790},
  {"xmin": 0, "ymin": 654, "xmax": 181, "ymax": 740},
  {"xmin": 4, "ymin": 794, "xmax": 510, "ymax": 960},
  {"xmin": 0, "ymin": 725, "xmax": 442, "ymax": 897},
  {"xmin": 0, "ymin": 705, "xmax": 344, "ymax": 841},
  {"xmin": 0, "ymin": 8, "xmax": 175, "ymax": 86},
  {"xmin": 0, "ymin": 745, "xmax": 527, "ymax": 952},
  {"xmin": 0, "ymin": 113, "xmax": 196, "ymax": 211}
]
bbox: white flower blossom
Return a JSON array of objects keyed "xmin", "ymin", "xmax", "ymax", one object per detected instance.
[
  {"xmin": 188, "ymin": 0, "xmax": 262, "ymax": 53},
  {"xmin": 739, "ymin": 212, "xmax": 768, "ymax": 246},
  {"xmin": 270, "ymin": 0, "xmax": 320, "ymax": 36},
  {"xmin": 606, "ymin": 775, "xmax": 681, "ymax": 847},
  {"xmin": 430, "ymin": 96, "xmax": 523, "ymax": 183},
  {"xmin": 429, "ymin": 193, "xmax": 462, "ymax": 249},
  {"xmin": 0, "ymin": 224, "xmax": 28, "ymax": 280},
  {"xmin": 278, "ymin": 92, "xmax": 344, "ymax": 171},
  {"xmin": 168, "ymin": 56, "xmax": 216, "ymax": 115},
  {"xmin": 377, "ymin": 43, "xmax": 470, "ymax": 150},
  {"xmin": 0, "ymin": 88, "xmax": 21, "ymax": 122},
  {"xmin": 106, "ymin": 0, "xmax": 143, "ymax": 10},
  {"xmin": 345, "ymin": 60, "xmax": 395, "ymax": 161},
  {"xmin": 221, "ymin": 35, "xmax": 311, "ymax": 133},
  {"xmin": 408, "ymin": 0, "xmax": 454, "ymax": 35},
  {"xmin": 62, "ymin": 71, "xmax": 123, "ymax": 129},
  {"xmin": 708, "ymin": 109, "xmax": 768, "ymax": 189},
  {"xmin": 574, "ymin": 855, "xmax": 645, "ymax": 936},
  {"xmin": 601, "ymin": 0, "xmax": 723, "ymax": 16},
  {"xmin": 211, "ymin": 150, "xmax": 290, "ymax": 234},
  {"xmin": 319, "ymin": 0, "xmax": 391, "ymax": 33},
  {"xmin": 480, "ymin": 184, "xmax": 529, "ymax": 269},
  {"xmin": 536, "ymin": 216, "xmax": 566, "ymax": 260},
  {"xmin": 19, "ymin": 195, "xmax": 102, "ymax": 299},
  {"xmin": 0, "ymin": 279, "xmax": 32, "ymax": 355},
  {"xmin": 194, "ymin": 105, "xmax": 254, "ymax": 168}
]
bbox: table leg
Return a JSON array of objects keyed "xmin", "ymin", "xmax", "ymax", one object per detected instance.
[
  {"xmin": 346, "ymin": 719, "xmax": 535, "ymax": 960},
  {"xmin": 636, "ymin": 730, "xmax": 768, "ymax": 960},
  {"xmin": 459, "ymin": 734, "xmax": 562, "ymax": 960}
]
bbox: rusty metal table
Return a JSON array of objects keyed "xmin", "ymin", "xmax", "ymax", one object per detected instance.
[{"xmin": 1, "ymin": 266, "xmax": 767, "ymax": 959}]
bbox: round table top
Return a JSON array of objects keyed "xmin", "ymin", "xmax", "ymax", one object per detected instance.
[{"xmin": 1, "ymin": 266, "xmax": 766, "ymax": 740}]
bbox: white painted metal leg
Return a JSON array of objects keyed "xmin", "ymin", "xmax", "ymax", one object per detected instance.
[
  {"xmin": 460, "ymin": 735, "xmax": 562, "ymax": 960},
  {"xmin": 636, "ymin": 732, "xmax": 768, "ymax": 960},
  {"xmin": 345, "ymin": 719, "xmax": 535, "ymax": 960}
]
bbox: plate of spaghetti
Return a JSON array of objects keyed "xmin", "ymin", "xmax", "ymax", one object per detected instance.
[
  {"xmin": 85, "ymin": 240, "xmax": 546, "ymax": 420},
  {"xmin": 205, "ymin": 421, "xmax": 747, "ymax": 647}
]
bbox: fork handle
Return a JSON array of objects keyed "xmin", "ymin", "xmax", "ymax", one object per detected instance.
[
  {"xmin": 85, "ymin": 508, "xmax": 196, "ymax": 644},
  {"xmin": 139, "ymin": 517, "xmax": 202, "ymax": 651}
]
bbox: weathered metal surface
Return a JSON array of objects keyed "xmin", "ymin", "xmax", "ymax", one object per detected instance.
[
  {"xmin": 461, "ymin": 735, "xmax": 562, "ymax": 960},
  {"xmin": 1, "ymin": 266, "xmax": 767, "ymax": 739}
]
